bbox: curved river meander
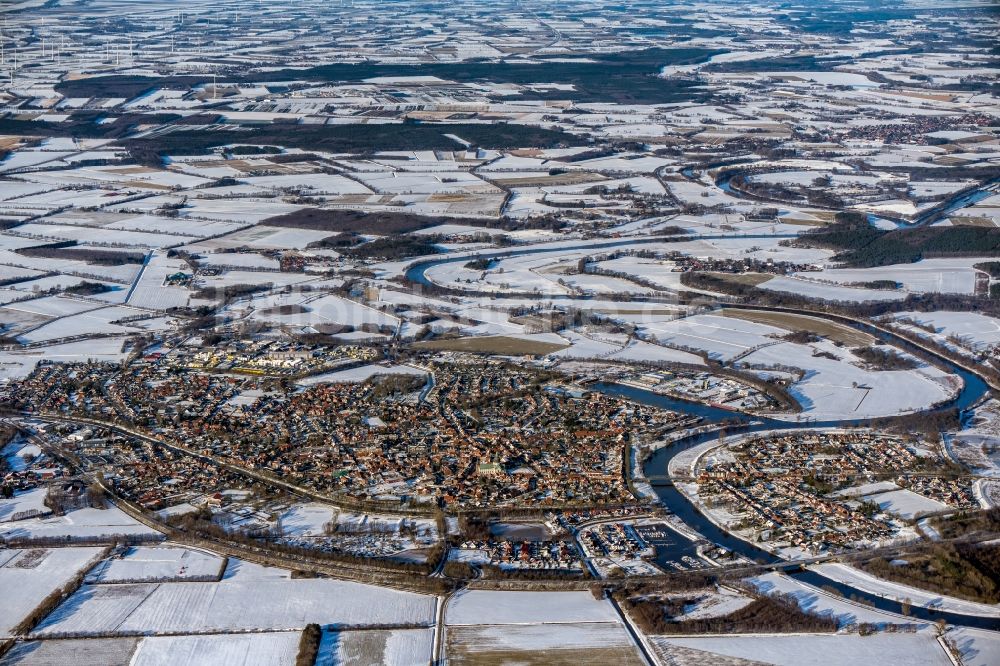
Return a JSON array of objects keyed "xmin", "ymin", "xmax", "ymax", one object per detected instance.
[{"xmin": 407, "ymin": 246, "xmax": 999, "ymax": 628}]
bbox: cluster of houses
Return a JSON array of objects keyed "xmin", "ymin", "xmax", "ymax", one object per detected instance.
[
  {"xmin": 705, "ymin": 475, "xmax": 894, "ymax": 552},
  {"xmin": 3, "ymin": 357, "xmax": 691, "ymax": 510},
  {"xmin": 459, "ymin": 538, "xmax": 582, "ymax": 571},
  {"xmin": 669, "ymin": 254, "xmax": 822, "ymax": 276},
  {"xmin": 844, "ymin": 113, "xmax": 993, "ymax": 145},
  {"xmin": 697, "ymin": 431, "xmax": 975, "ymax": 553},
  {"xmin": 278, "ymin": 521, "xmax": 438, "ymax": 561},
  {"xmin": 578, "ymin": 521, "xmax": 649, "ymax": 560},
  {"xmin": 171, "ymin": 341, "xmax": 378, "ymax": 376},
  {"xmin": 900, "ymin": 475, "xmax": 978, "ymax": 510},
  {"xmin": 622, "ymin": 370, "xmax": 776, "ymax": 412}
]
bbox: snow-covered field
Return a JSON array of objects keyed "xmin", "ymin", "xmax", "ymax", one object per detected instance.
[
  {"xmin": 0, "ymin": 546, "xmax": 106, "ymax": 637},
  {"xmin": 799, "ymin": 258, "xmax": 987, "ymax": 296},
  {"xmin": 10, "ymin": 222, "xmax": 190, "ymax": 249},
  {"xmin": 891, "ymin": 310, "xmax": 1000, "ymax": 353},
  {"xmin": 0, "ymin": 637, "xmax": 140, "ymax": 665},
  {"xmin": 17, "ymin": 306, "xmax": 172, "ymax": 345},
  {"xmin": 0, "ymin": 337, "xmax": 132, "ymax": 381},
  {"xmin": 34, "ymin": 577, "xmax": 435, "ymax": 636},
  {"xmin": 276, "ymin": 503, "xmax": 334, "ymax": 536},
  {"xmin": 242, "ymin": 292, "xmax": 399, "ymax": 329},
  {"xmin": 594, "ymin": 256, "xmax": 685, "ymax": 291},
  {"xmin": 652, "ymin": 632, "xmax": 949, "ymax": 666},
  {"xmin": 316, "ymin": 628, "xmax": 433, "ymax": 666},
  {"xmin": 86, "ymin": 546, "xmax": 226, "ymax": 583},
  {"xmin": 809, "ymin": 563, "xmax": 1000, "ymax": 618},
  {"xmin": 447, "ymin": 622, "xmax": 635, "ymax": 653},
  {"xmin": 862, "ymin": 488, "xmax": 950, "ymax": 519},
  {"xmin": 0, "ymin": 487, "xmax": 49, "ymax": 521},
  {"xmin": 197, "ymin": 225, "xmax": 328, "ymax": 251},
  {"xmin": 741, "ymin": 340, "xmax": 955, "ymax": 421},
  {"xmin": 761, "ymin": 276, "xmax": 906, "ymax": 302},
  {"xmin": 126, "ymin": 253, "xmax": 192, "ymax": 310},
  {"xmin": 445, "ymin": 590, "xmax": 619, "ymax": 625},
  {"xmin": 0, "ymin": 502, "xmax": 160, "ymax": 541},
  {"xmin": 948, "ymin": 627, "xmax": 1000, "ymax": 666},
  {"xmin": 549, "ymin": 329, "xmax": 706, "ymax": 366},
  {"xmin": 277, "ymin": 503, "xmax": 436, "ymax": 541},
  {"xmin": 296, "ymin": 363, "xmax": 426, "ymax": 386},
  {"xmin": 639, "ymin": 313, "xmax": 779, "ymax": 362},
  {"xmin": 130, "ymin": 632, "xmax": 300, "ymax": 666},
  {"xmin": 749, "ymin": 572, "xmax": 919, "ymax": 627},
  {"xmin": 669, "ymin": 587, "xmax": 754, "ymax": 621}
]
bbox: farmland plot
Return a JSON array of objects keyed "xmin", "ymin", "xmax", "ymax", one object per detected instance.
[
  {"xmin": 296, "ymin": 364, "xmax": 426, "ymax": 385},
  {"xmin": 594, "ymin": 256, "xmax": 685, "ymax": 291},
  {"xmin": 749, "ymin": 572, "xmax": 920, "ymax": 627},
  {"xmin": 800, "ymin": 258, "xmax": 985, "ymax": 296},
  {"xmin": 741, "ymin": 341, "xmax": 955, "ymax": 421},
  {"xmin": 0, "ymin": 265, "xmax": 45, "ymax": 282},
  {"xmin": 639, "ymin": 313, "xmax": 782, "ymax": 362},
  {"xmin": 948, "ymin": 627, "xmax": 1000, "ymax": 666},
  {"xmin": 653, "ymin": 633, "xmax": 949, "ymax": 666},
  {"xmin": 761, "ymin": 276, "xmax": 908, "ymax": 303},
  {"xmin": 18, "ymin": 306, "xmax": 173, "ymax": 345},
  {"xmin": 0, "ymin": 337, "xmax": 132, "ymax": 380},
  {"xmin": 0, "ymin": 638, "xmax": 140, "ymax": 666},
  {"xmin": 7, "ymin": 188, "xmax": 142, "ymax": 210},
  {"xmin": 0, "ymin": 487, "xmax": 49, "ymax": 522},
  {"xmin": 0, "ymin": 546, "xmax": 106, "ymax": 638},
  {"xmin": 35, "ymin": 578, "xmax": 435, "ymax": 636},
  {"xmin": 130, "ymin": 632, "xmax": 300, "ymax": 666},
  {"xmin": 863, "ymin": 488, "xmax": 950, "ymax": 519},
  {"xmin": 317, "ymin": 628, "xmax": 433, "ymax": 666},
  {"xmin": 199, "ymin": 225, "xmax": 331, "ymax": 251},
  {"xmin": 198, "ymin": 252, "xmax": 281, "ymax": 270},
  {"xmin": 178, "ymin": 198, "xmax": 305, "ymax": 226},
  {"xmin": 11, "ymin": 223, "xmax": 192, "ymax": 249},
  {"xmin": 446, "ymin": 590, "xmax": 619, "ymax": 625},
  {"xmin": 107, "ymin": 214, "xmax": 248, "ymax": 239},
  {"xmin": 194, "ymin": 270, "xmax": 314, "ymax": 292},
  {"xmin": 0, "ymin": 249, "xmax": 141, "ymax": 285},
  {"xmin": 5, "ymin": 277, "xmax": 126, "ymax": 304},
  {"xmin": 445, "ymin": 623, "xmax": 644, "ymax": 666},
  {"xmin": 415, "ymin": 335, "xmax": 568, "ymax": 356},
  {"xmin": 891, "ymin": 310, "xmax": 1000, "ymax": 353},
  {"xmin": 243, "ymin": 293, "xmax": 399, "ymax": 329},
  {"xmin": 239, "ymin": 173, "xmax": 373, "ymax": 194},
  {"xmin": 0, "ymin": 504, "xmax": 160, "ymax": 542},
  {"xmin": 0, "ymin": 295, "xmax": 102, "ymax": 320},
  {"xmin": 126, "ymin": 254, "xmax": 192, "ymax": 310},
  {"xmin": 86, "ymin": 546, "xmax": 226, "ymax": 583},
  {"xmin": 355, "ymin": 170, "xmax": 500, "ymax": 195}
]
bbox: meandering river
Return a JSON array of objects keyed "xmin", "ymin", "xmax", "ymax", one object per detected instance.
[{"xmin": 407, "ymin": 240, "xmax": 999, "ymax": 628}]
